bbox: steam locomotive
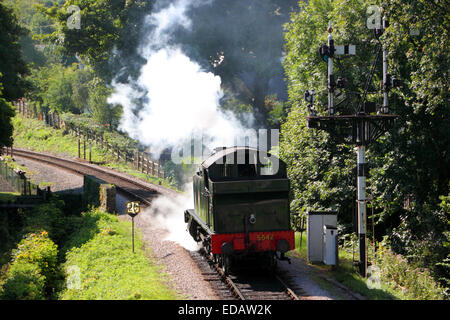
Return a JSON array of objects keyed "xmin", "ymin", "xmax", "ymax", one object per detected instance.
[{"xmin": 184, "ymin": 146, "xmax": 294, "ymax": 274}]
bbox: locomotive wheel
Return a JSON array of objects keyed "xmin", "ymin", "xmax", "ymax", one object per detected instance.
[
  {"xmin": 221, "ymin": 255, "xmax": 232, "ymax": 275},
  {"xmin": 266, "ymin": 252, "xmax": 277, "ymax": 274},
  {"xmin": 188, "ymin": 220, "xmax": 199, "ymax": 242}
]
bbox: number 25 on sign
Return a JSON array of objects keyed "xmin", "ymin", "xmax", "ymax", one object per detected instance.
[
  {"xmin": 126, "ymin": 201, "xmax": 140, "ymax": 217},
  {"xmin": 126, "ymin": 201, "xmax": 140, "ymax": 253}
]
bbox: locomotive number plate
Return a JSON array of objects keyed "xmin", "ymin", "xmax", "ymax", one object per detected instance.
[{"xmin": 256, "ymin": 234, "xmax": 274, "ymax": 241}]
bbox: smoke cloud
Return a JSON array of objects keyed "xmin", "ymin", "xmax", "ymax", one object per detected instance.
[
  {"xmin": 108, "ymin": 0, "xmax": 252, "ymax": 158},
  {"xmin": 139, "ymin": 184, "xmax": 200, "ymax": 251}
]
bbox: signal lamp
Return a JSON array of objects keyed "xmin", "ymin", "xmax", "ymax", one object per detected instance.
[{"xmin": 319, "ymin": 44, "xmax": 331, "ymax": 62}]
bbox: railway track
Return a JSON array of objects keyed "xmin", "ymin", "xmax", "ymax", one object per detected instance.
[
  {"xmin": 10, "ymin": 148, "xmax": 177, "ymax": 206},
  {"xmin": 193, "ymin": 248, "xmax": 303, "ymax": 300}
]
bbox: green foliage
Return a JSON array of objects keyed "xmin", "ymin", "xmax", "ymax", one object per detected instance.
[
  {"xmin": 175, "ymin": 0, "xmax": 297, "ymax": 124},
  {"xmin": 24, "ymin": 199, "xmax": 68, "ymax": 244},
  {"xmin": 280, "ymin": 0, "xmax": 379, "ymax": 230},
  {"xmin": 265, "ymin": 94, "xmax": 287, "ymax": 128},
  {"xmin": 3, "ymin": 0, "xmax": 57, "ymax": 32},
  {"xmin": 368, "ymin": 0, "xmax": 449, "ymax": 282},
  {"xmin": 0, "ymin": 2, "xmax": 29, "ymax": 101},
  {"xmin": 87, "ymin": 78, "xmax": 122, "ymax": 129},
  {"xmin": 61, "ymin": 112, "xmax": 138, "ymax": 153},
  {"xmin": 280, "ymin": 105, "xmax": 355, "ymax": 226},
  {"xmin": 42, "ymin": 0, "xmax": 152, "ymax": 81},
  {"xmin": 375, "ymin": 239, "xmax": 446, "ymax": 300},
  {"xmin": 162, "ymin": 160, "xmax": 197, "ymax": 190},
  {"xmin": 1, "ymin": 262, "xmax": 46, "ymax": 300},
  {"xmin": 0, "ymin": 79, "xmax": 16, "ymax": 149},
  {"xmin": 27, "ymin": 63, "xmax": 88, "ymax": 114},
  {"xmin": 1, "ymin": 231, "xmax": 59, "ymax": 299},
  {"xmin": 281, "ymin": 0, "xmax": 449, "ymax": 287},
  {"xmin": 59, "ymin": 209, "xmax": 178, "ymax": 300},
  {"xmin": 3, "ymin": 0, "xmax": 59, "ymax": 67},
  {"xmin": 12, "ymin": 114, "xmax": 114, "ymax": 163}
]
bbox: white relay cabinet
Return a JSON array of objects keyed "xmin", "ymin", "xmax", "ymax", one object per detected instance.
[{"xmin": 307, "ymin": 211, "xmax": 338, "ymax": 264}]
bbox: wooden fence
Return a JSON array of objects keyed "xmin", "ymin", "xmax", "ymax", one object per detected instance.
[{"xmin": 12, "ymin": 99, "xmax": 165, "ymax": 179}]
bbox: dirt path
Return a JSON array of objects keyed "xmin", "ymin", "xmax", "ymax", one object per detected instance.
[
  {"xmin": 14, "ymin": 156, "xmax": 84, "ymax": 194},
  {"xmin": 278, "ymin": 254, "xmax": 361, "ymax": 300}
]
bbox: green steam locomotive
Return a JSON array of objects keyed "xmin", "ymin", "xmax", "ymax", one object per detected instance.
[{"xmin": 184, "ymin": 146, "xmax": 294, "ymax": 274}]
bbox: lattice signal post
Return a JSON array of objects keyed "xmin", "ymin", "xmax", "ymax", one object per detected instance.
[{"xmin": 306, "ymin": 21, "xmax": 398, "ymax": 277}]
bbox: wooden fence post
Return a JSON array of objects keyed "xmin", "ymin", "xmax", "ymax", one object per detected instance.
[{"xmin": 137, "ymin": 152, "xmax": 140, "ymax": 171}]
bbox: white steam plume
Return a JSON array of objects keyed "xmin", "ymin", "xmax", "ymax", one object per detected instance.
[
  {"xmin": 139, "ymin": 185, "xmax": 199, "ymax": 251},
  {"xmin": 108, "ymin": 0, "xmax": 253, "ymax": 157}
]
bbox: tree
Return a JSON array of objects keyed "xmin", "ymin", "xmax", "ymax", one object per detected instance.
[
  {"xmin": 369, "ymin": 0, "xmax": 450, "ymax": 275},
  {"xmin": 0, "ymin": 78, "xmax": 16, "ymax": 149},
  {"xmin": 281, "ymin": 0, "xmax": 449, "ymax": 283},
  {"xmin": 281, "ymin": 0, "xmax": 381, "ymax": 230},
  {"xmin": 42, "ymin": 0, "xmax": 153, "ymax": 82},
  {"xmin": 27, "ymin": 63, "xmax": 90, "ymax": 114},
  {"xmin": 174, "ymin": 0, "xmax": 298, "ymax": 125},
  {"xmin": 87, "ymin": 78, "xmax": 122, "ymax": 130},
  {"xmin": 0, "ymin": 2, "xmax": 29, "ymax": 101}
]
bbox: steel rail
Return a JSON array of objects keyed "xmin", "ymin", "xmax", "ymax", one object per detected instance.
[
  {"xmin": 10, "ymin": 148, "xmax": 170, "ymax": 206},
  {"xmin": 199, "ymin": 248, "xmax": 299, "ymax": 300},
  {"xmin": 275, "ymin": 274, "xmax": 300, "ymax": 300}
]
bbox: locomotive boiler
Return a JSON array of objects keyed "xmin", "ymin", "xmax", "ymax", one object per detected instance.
[{"xmin": 184, "ymin": 146, "xmax": 295, "ymax": 274}]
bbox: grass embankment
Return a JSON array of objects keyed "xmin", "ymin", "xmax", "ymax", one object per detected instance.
[
  {"xmin": 11, "ymin": 114, "xmax": 179, "ymax": 191},
  {"xmin": 293, "ymin": 232, "xmax": 446, "ymax": 300},
  {"xmin": 0, "ymin": 198, "xmax": 179, "ymax": 300},
  {"xmin": 59, "ymin": 209, "xmax": 178, "ymax": 300}
]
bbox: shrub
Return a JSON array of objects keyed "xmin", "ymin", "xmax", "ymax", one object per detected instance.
[
  {"xmin": 1, "ymin": 231, "xmax": 59, "ymax": 299},
  {"xmin": 1, "ymin": 262, "xmax": 46, "ymax": 300},
  {"xmin": 375, "ymin": 239, "xmax": 446, "ymax": 300},
  {"xmin": 23, "ymin": 199, "xmax": 67, "ymax": 245}
]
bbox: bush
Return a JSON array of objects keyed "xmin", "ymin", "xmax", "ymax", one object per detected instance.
[
  {"xmin": 1, "ymin": 262, "xmax": 46, "ymax": 300},
  {"xmin": 23, "ymin": 199, "xmax": 67, "ymax": 245},
  {"xmin": 375, "ymin": 239, "xmax": 446, "ymax": 300},
  {"xmin": 1, "ymin": 231, "xmax": 59, "ymax": 299}
]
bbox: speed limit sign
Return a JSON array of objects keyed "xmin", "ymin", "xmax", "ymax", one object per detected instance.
[
  {"xmin": 126, "ymin": 201, "xmax": 140, "ymax": 217},
  {"xmin": 126, "ymin": 201, "xmax": 140, "ymax": 253}
]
